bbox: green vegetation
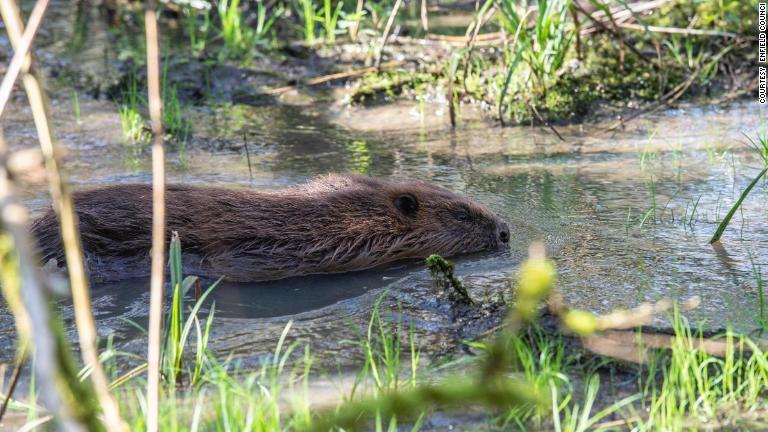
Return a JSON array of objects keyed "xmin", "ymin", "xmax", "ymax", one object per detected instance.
[
  {"xmin": 2, "ymin": 1, "xmax": 765, "ymax": 431},
  {"xmin": 70, "ymin": 89, "xmax": 82, "ymax": 126},
  {"xmin": 118, "ymin": 74, "xmax": 149, "ymax": 144},
  {"xmin": 8, "ymin": 246, "xmax": 768, "ymax": 430},
  {"xmin": 104, "ymin": 0, "xmax": 754, "ymax": 147},
  {"xmin": 710, "ymin": 130, "xmax": 768, "ymax": 243},
  {"xmin": 217, "ymin": 0, "xmax": 283, "ymax": 60},
  {"xmin": 426, "ymin": 254, "xmax": 473, "ymax": 305}
]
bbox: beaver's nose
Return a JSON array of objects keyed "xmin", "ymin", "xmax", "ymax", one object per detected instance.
[{"xmin": 498, "ymin": 222, "xmax": 510, "ymax": 244}]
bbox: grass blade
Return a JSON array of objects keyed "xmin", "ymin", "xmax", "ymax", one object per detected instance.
[{"xmin": 709, "ymin": 167, "xmax": 768, "ymax": 244}]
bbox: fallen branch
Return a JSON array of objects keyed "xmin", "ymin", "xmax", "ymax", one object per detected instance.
[
  {"xmin": 572, "ymin": 1, "xmax": 659, "ymax": 69},
  {"xmin": 617, "ymin": 22, "xmax": 747, "ymax": 39},
  {"xmin": 605, "ymin": 67, "xmax": 700, "ymax": 132},
  {"xmin": 579, "ymin": 0, "xmax": 672, "ymax": 35},
  {"xmin": 265, "ymin": 61, "xmax": 405, "ymax": 95},
  {"xmin": 426, "ymin": 32, "xmax": 503, "ymax": 43}
]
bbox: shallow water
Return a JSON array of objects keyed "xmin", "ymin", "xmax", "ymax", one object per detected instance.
[
  {"xmin": 1, "ymin": 1, "xmax": 767, "ymax": 371},
  {"xmin": 5, "ymin": 91, "xmax": 767, "ymax": 370}
]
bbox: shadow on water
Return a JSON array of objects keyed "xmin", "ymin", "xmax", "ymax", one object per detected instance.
[{"xmin": 93, "ymin": 264, "xmax": 418, "ymax": 322}]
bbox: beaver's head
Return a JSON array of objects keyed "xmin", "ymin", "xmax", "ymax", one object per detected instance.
[
  {"xmin": 301, "ymin": 175, "xmax": 509, "ymax": 266},
  {"xmin": 387, "ymin": 180, "xmax": 509, "ymax": 256}
]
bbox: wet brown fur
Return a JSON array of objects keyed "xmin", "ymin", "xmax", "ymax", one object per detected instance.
[{"xmin": 31, "ymin": 174, "xmax": 509, "ymax": 282}]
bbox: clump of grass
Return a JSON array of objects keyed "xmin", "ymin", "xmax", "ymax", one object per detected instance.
[
  {"xmin": 296, "ymin": 0, "xmax": 318, "ymax": 44},
  {"xmin": 632, "ymin": 308, "xmax": 768, "ymax": 430},
  {"xmin": 497, "ymin": 0, "xmax": 574, "ymax": 122},
  {"xmin": 353, "ymin": 293, "xmax": 420, "ymax": 396},
  {"xmin": 163, "ymin": 233, "xmax": 219, "ymax": 386},
  {"xmin": 117, "ymin": 74, "xmax": 149, "ymax": 144},
  {"xmin": 159, "ymin": 64, "xmax": 191, "ymax": 160},
  {"xmin": 218, "ymin": 0, "xmax": 283, "ymax": 60},
  {"xmin": 320, "ymin": 0, "xmax": 344, "ymax": 42},
  {"xmin": 183, "ymin": 5, "xmax": 212, "ymax": 56},
  {"xmin": 293, "ymin": 0, "xmax": 345, "ymax": 44}
]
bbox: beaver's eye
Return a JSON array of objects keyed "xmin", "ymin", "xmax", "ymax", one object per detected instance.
[{"xmin": 455, "ymin": 211, "xmax": 468, "ymax": 222}]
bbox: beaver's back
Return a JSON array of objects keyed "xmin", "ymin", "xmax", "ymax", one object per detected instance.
[{"xmin": 32, "ymin": 175, "xmax": 509, "ymax": 282}]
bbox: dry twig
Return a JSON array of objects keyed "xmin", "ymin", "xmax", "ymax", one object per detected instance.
[
  {"xmin": 617, "ymin": 22, "xmax": 746, "ymax": 39},
  {"xmin": 374, "ymin": 0, "xmax": 403, "ymax": 70},
  {"xmin": 605, "ymin": 67, "xmax": 701, "ymax": 132},
  {"xmin": 265, "ymin": 61, "xmax": 404, "ymax": 95},
  {"xmin": 0, "ymin": 0, "xmax": 48, "ymax": 116}
]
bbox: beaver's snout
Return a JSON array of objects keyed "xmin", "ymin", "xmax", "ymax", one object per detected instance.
[
  {"xmin": 498, "ymin": 223, "xmax": 510, "ymax": 244},
  {"xmin": 499, "ymin": 225, "xmax": 509, "ymax": 243}
]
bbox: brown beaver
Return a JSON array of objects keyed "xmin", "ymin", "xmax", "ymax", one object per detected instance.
[{"xmin": 31, "ymin": 174, "xmax": 509, "ymax": 282}]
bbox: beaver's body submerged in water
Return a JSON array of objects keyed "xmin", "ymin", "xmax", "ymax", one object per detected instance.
[{"xmin": 32, "ymin": 174, "xmax": 509, "ymax": 282}]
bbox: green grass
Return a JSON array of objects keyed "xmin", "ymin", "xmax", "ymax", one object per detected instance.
[
  {"xmin": 497, "ymin": 0, "xmax": 574, "ymax": 106},
  {"xmin": 750, "ymin": 253, "xmax": 767, "ymax": 334},
  {"xmin": 217, "ymin": 0, "xmax": 283, "ymax": 60},
  {"xmin": 117, "ymin": 74, "xmax": 149, "ymax": 144},
  {"xmin": 709, "ymin": 130, "xmax": 768, "ymax": 243},
  {"xmin": 6, "ymin": 194, "xmax": 768, "ymax": 432},
  {"xmin": 70, "ymin": 89, "xmax": 82, "ymax": 126},
  {"xmin": 183, "ymin": 5, "xmax": 212, "ymax": 56},
  {"xmin": 9, "ymin": 259, "xmax": 768, "ymax": 430},
  {"xmin": 296, "ymin": 0, "xmax": 318, "ymax": 44}
]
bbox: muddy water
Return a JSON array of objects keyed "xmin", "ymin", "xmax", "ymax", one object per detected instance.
[{"xmin": 3, "ymin": 88, "xmax": 766, "ymax": 370}]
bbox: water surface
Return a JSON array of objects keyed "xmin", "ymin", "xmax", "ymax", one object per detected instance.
[{"xmin": 2, "ymin": 2, "xmax": 767, "ymax": 368}]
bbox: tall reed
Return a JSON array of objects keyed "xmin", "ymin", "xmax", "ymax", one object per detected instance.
[
  {"xmin": 144, "ymin": 2, "xmax": 167, "ymax": 431},
  {"xmin": 0, "ymin": 0, "xmax": 124, "ymax": 429}
]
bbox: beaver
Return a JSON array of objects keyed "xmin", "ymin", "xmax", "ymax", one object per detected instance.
[{"xmin": 31, "ymin": 174, "xmax": 510, "ymax": 282}]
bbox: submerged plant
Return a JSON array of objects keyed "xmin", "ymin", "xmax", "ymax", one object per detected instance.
[{"xmin": 426, "ymin": 254, "xmax": 473, "ymax": 305}]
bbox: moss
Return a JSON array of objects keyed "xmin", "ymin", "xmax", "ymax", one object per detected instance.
[{"xmin": 425, "ymin": 254, "xmax": 474, "ymax": 306}]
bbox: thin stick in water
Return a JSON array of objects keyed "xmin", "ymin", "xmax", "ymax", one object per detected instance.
[
  {"xmin": 0, "ymin": 351, "xmax": 25, "ymax": 423},
  {"xmin": 243, "ymin": 133, "xmax": 253, "ymax": 183}
]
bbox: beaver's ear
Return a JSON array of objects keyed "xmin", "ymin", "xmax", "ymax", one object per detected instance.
[{"xmin": 394, "ymin": 193, "xmax": 419, "ymax": 217}]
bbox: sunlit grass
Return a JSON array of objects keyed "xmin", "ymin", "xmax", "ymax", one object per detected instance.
[
  {"xmin": 118, "ymin": 76, "xmax": 149, "ymax": 144},
  {"xmin": 217, "ymin": 0, "xmax": 283, "ymax": 60}
]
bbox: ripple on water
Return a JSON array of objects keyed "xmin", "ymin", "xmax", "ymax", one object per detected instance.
[{"xmin": 7, "ymin": 89, "xmax": 768, "ymax": 367}]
